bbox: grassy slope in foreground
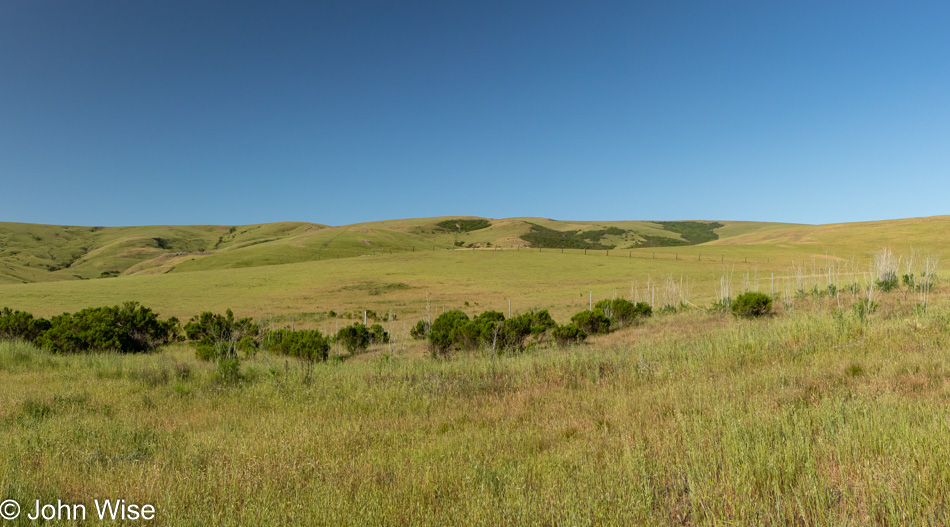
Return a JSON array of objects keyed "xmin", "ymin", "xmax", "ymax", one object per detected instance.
[{"xmin": 3, "ymin": 298, "xmax": 950, "ymax": 524}]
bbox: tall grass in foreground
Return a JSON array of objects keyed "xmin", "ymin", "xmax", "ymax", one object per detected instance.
[{"xmin": 4, "ymin": 303, "xmax": 950, "ymax": 525}]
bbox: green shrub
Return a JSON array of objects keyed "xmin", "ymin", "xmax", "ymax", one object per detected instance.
[
  {"xmin": 578, "ymin": 228, "xmax": 631, "ymax": 242},
  {"xmin": 876, "ymin": 271, "xmax": 899, "ymax": 293},
  {"xmin": 457, "ymin": 311, "xmax": 504, "ymax": 350},
  {"xmin": 553, "ymin": 323, "xmax": 587, "ymax": 345},
  {"xmin": 594, "ymin": 299, "xmax": 651, "ymax": 327},
  {"xmin": 436, "ymin": 219, "xmax": 492, "ymax": 232},
  {"xmin": 654, "ymin": 221, "xmax": 724, "ymax": 244},
  {"xmin": 519, "ymin": 223, "xmax": 613, "ymax": 250},
  {"xmin": 410, "ymin": 320, "xmax": 430, "ymax": 340},
  {"xmin": 524, "ymin": 310, "xmax": 557, "ymax": 343},
  {"xmin": 571, "ymin": 309, "xmax": 611, "ymax": 335},
  {"xmin": 634, "ymin": 234, "xmax": 689, "ymax": 248},
  {"xmin": 421, "ymin": 309, "xmax": 562, "ymax": 357},
  {"xmin": 430, "ymin": 309, "xmax": 558, "ymax": 356},
  {"xmin": 184, "ymin": 309, "xmax": 258, "ymax": 361},
  {"xmin": 369, "ymin": 324, "xmax": 389, "ymax": 344},
  {"xmin": 730, "ymin": 292, "xmax": 773, "ymax": 318},
  {"xmin": 904, "ymin": 272, "xmax": 938, "ymax": 292},
  {"xmin": 494, "ymin": 313, "xmax": 535, "ymax": 353},
  {"xmin": 0, "ymin": 307, "xmax": 51, "ymax": 342},
  {"xmin": 267, "ymin": 329, "xmax": 330, "ymax": 362},
  {"xmin": 35, "ymin": 302, "xmax": 178, "ymax": 354},
  {"xmin": 902, "ymin": 273, "xmax": 915, "ymax": 289},
  {"xmin": 336, "ymin": 323, "xmax": 372, "ymax": 354},
  {"xmin": 428, "ymin": 310, "xmax": 471, "ymax": 357}
]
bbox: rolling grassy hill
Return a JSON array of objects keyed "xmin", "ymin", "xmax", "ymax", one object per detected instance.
[
  {"xmin": 0, "ymin": 214, "xmax": 943, "ymax": 334},
  {"xmin": 709, "ymin": 215, "xmax": 950, "ymax": 256},
  {"xmin": 0, "ymin": 221, "xmax": 322, "ymax": 284},
  {"xmin": 0, "ymin": 217, "xmax": 795, "ymax": 285}
]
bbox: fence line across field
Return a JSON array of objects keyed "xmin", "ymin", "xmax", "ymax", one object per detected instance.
[{"xmin": 320, "ymin": 244, "xmax": 850, "ymax": 272}]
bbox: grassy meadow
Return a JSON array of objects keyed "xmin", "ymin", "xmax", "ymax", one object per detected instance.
[
  {"xmin": 0, "ymin": 216, "xmax": 799, "ymax": 286},
  {"xmin": 4, "ymin": 292, "xmax": 950, "ymax": 525},
  {"xmin": 0, "ymin": 246, "xmax": 816, "ymax": 324},
  {"xmin": 3, "ymin": 215, "xmax": 950, "ymax": 524}
]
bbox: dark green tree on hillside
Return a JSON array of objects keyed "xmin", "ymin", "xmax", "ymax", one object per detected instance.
[{"xmin": 436, "ymin": 219, "xmax": 492, "ymax": 232}]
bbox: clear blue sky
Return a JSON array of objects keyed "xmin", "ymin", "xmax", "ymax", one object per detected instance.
[{"xmin": 2, "ymin": 1, "xmax": 948, "ymax": 226}]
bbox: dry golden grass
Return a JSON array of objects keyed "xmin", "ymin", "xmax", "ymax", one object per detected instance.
[{"xmin": 4, "ymin": 285, "xmax": 950, "ymax": 524}]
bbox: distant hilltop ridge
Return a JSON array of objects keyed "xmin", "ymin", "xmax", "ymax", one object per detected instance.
[{"xmin": 4, "ymin": 215, "xmax": 948, "ymax": 285}]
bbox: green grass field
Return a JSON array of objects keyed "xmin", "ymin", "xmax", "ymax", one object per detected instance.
[
  {"xmin": 4, "ymin": 294, "xmax": 950, "ymax": 525},
  {"xmin": 0, "ymin": 216, "xmax": 797, "ymax": 286},
  {"xmin": 2, "ymin": 214, "xmax": 950, "ymax": 524},
  {"xmin": 0, "ymin": 246, "xmax": 861, "ymax": 328}
]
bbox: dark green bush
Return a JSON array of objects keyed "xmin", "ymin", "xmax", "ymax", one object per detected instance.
[
  {"xmin": 410, "ymin": 319, "xmax": 430, "ymax": 340},
  {"xmin": 876, "ymin": 271, "xmax": 899, "ymax": 293},
  {"xmin": 427, "ymin": 309, "xmax": 557, "ymax": 356},
  {"xmin": 336, "ymin": 323, "xmax": 372, "ymax": 354},
  {"xmin": 519, "ymin": 223, "xmax": 613, "ymax": 250},
  {"xmin": 570, "ymin": 309, "xmax": 611, "ymax": 335},
  {"xmin": 268, "ymin": 329, "xmax": 330, "ymax": 362},
  {"xmin": 457, "ymin": 311, "xmax": 504, "ymax": 349},
  {"xmin": 369, "ymin": 323, "xmax": 389, "ymax": 344},
  {"xmin": 730, "ymin": 292, "xmax": 773, "ymax": 318},
  {"xmin": 635, "ymin": 235, "xmax": 689, "ymax": 248},
  {"xmin": 594, "ymin": 299, "xmax": 651, "ymax": 327},
  {"xmin": 36, "ymin": 301, "xmax": 178, "ymax": 354},
  {"xmin": 524, "ymin": 310, "xmax": 557, "ymax": 343},
  {"xmin": 494, "ymin": 313, "xmax": 532, "ymax": 353},
  {"xmin": 0, "ymin": 307, "xmax": 51, "ymax": 342},
  {"xmin": 436, "ymin": 219, "xmax": 492, "ymax": 232},
  {"xmin": 902, "ymin": 273, "xmax": 915, "ymax": 288},
  {"xmin": 428, "ymin": 310, "xmax": 471, "ymax": 357},
  {"xmin": 654, "ymin": 221, "xmax": 723, "ymax": 244},
  {"xmin": 553, "ymin": 323, "xmax": 588, "ymax": 345},
  {"xmin": 184, "ymin": 309, "xmax": 258, "ymax": 361}
]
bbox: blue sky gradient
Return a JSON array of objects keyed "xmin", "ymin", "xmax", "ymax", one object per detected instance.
[{"xmin": 2, "ymin": 1, "xmax": 948, "ymax": 226}]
